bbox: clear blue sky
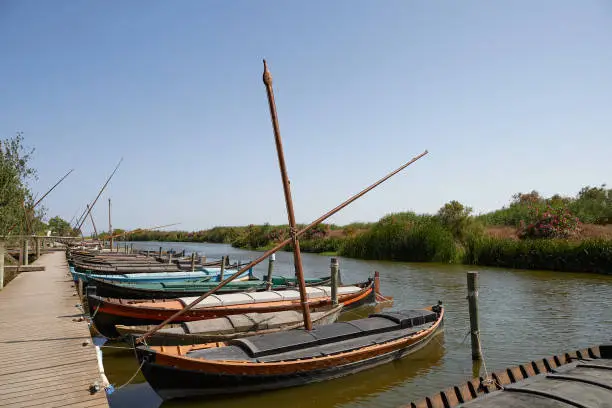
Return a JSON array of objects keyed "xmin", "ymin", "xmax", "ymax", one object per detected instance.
[{"xmin": 1, "ymin": 1, "xmax": 611, "ymax": 233}]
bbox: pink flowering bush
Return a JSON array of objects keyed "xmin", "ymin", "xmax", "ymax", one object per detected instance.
[{"xmin": 518, "ymin": 203, "xmax": 581, "ymax": 239}]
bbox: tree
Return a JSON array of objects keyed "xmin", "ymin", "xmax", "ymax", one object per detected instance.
[
  {"xmin": 48, "ymin": 216, "xmax": 73, "ymax": 236},
  {"xmin": 437, "ymin": 201, "xmax": 478, "ymax": 241},
  {"xmin": 570, "ymin": 185, "xmax": 612, "ymax": 224},
  {"xmin": 511, "ymin": 190, "xmax": 542, "ymax": 205},
  {"xmin": 0, "ymin": 132, "xmax": 38, "ymax": 235}
]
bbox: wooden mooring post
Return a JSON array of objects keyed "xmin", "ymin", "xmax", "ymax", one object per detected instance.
[
  {"xmin": 190, "ymin": 252, "xmax": 196, "ymax": 272},
  {"xmin": 22, "ymin": 238, "xmax": 29, "ymax": 266},
  {"xmin": 330, "ymin": 257, "xmax": 339, "ymax": 306},
  {"xmin": 35, "ymin": 236, "xmax": 41, "ymax": 259},
  {"xmin": 467, "ymin": 271, "xmax": 482, "ymax": 360},
  {"xmin": 219, "ymin": 256, "xmax": 226, "ymax": 281},
  {"xmin": 159, "ymin": 246, "xmax": 162, "ymax": 257},
  {"xmin": 0, "ymin": 240, "xmax": 5, "ymax": 290},
  {"xmin": 265, "ymin": 253, "xmax": 275, "ymax": 290}
]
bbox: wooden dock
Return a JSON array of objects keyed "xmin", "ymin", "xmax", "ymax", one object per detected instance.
[{"xmin": 0, "ymin": 250, "xmax": 109, "ymax": 407}]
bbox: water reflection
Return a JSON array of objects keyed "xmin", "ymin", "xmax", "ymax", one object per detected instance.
[{"xmin": 107, "ymin": 331, "xmax": 446, "ymax": 408}]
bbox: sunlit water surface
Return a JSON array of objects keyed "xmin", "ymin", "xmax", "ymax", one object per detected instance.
[{"xmin": 103, "ymin": 242, "xmax": 612, "ymax": 408}]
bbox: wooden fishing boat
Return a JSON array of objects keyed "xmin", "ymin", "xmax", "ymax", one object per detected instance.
[
  {"xmin": 70, "ymin": 266, "xmax": 253, "ymax": 285},
  {"xmin": 88, "ymin": 278, "xmax": 377, "ymax": 338},
  {"xmin": 87, "ymin": 275, "xmax": 333, "ymax": 299},
  {"xmin": 67, "ymin": 249, "xmax": 229, "ymax": 272},
  {"xmin": 135, "ymin": 304, "xmax": 443, "ymax": 399},
  {"xmin": 72, "ymin": 261, "xmax": 180, "ymax": 274},
  {"xmin": 118, "ymin": 305, "xmax": 343, "ymax": 346}
]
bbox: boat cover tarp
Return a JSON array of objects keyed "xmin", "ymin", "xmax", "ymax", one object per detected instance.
[
  {"xmin": 179, "ymin": 285, "xmax": 362, "ymax": 309},
  {"xmin": 187, "ymin": 309, "xmax": 437, "ymax": 363}
]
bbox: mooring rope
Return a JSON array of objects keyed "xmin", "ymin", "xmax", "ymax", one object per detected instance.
[
  {"xmin": 117, "ymin": 359, "xmax": 146, "ymax": 390},
  {"xmin": 100, "ymin": 344, "xmax": 134, "ymax": 350},
  {"xmin": 474, "ymin": 331, "xmax": 504, "ymax": 390},
  {"xmin": 461, "ymin": 329, "xmax": 471, "ymax": 345},
  {"xmin": 90, "ymin": 304, "xmax": 101, "ymax": 320}
]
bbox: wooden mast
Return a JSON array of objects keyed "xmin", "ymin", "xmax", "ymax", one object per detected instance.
[
  {"xmin": 87, "ymin": 204, "xmax": 98, "ymax": 239},
  {"xmin": 262, "ymin": 59, "xmax": 312, "ymax": 330},
  {"xmin": 76, "ymin": 158, "xmax": 123, "ymax": 232},
  {"xmin": 135, "ymin": 59, "xmax": 428, "ymax": 343},
  {"xmin": 108, "ymin": 198, "xmax": 113, "ymax": 250},
  {"xmin": 6, "ymin": 168, "xmax": 74, "ymax": 235}
]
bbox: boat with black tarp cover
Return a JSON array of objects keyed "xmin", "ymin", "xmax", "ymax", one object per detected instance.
[
  {"xmin": 118, "ymin": 305, "xmax": 343, "ymax": 346},
  {"xmin": 135, "ymin": 304, "xmax": 443, "ymax": 399},
  {"xmin": 88, "ymin": 278, "xmax": 377, "ymax": 338}
]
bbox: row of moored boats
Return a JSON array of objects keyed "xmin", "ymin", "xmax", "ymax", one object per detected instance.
[{"xmin": 73, "ymin": 245, "xmax": 443, "ymax": 400}]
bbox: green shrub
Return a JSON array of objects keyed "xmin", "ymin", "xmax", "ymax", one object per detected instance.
[{"xmin": 480, "ymin": 187, "xmax": 612, "ymax": 227}]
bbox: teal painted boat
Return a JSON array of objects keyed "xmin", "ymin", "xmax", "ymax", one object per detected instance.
[
  {"xmin": 70, "ymin": 266, "xmax": 253, "ymax": 285},
  {"xmin": 88, "ymin": 275, "xmax": 333, "ymax": 299}
]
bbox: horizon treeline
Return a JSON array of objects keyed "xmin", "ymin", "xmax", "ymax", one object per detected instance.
[{"xmin": 115, "ymin": 185, "xmax": 612, "ymax": 245}]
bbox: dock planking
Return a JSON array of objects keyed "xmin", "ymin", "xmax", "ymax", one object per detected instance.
[{"xmin": 0, "ymin": 250, "xmax": 109, "ymax": 407}]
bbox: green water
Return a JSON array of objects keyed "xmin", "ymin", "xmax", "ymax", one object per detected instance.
[{"xmin": 103, "ymin": 242, "xmax": 612, "ymax": 408}]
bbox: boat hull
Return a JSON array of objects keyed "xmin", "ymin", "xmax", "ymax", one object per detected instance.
[
  {"xmin": 88, "ymin": 276, "xmax": 332, "ymax": 299},
  {"xmin": 136, "ymin": 318, "xmax": 443, "ymax": 399}
]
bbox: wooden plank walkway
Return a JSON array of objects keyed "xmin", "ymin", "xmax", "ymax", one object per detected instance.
[{"xmin": 0, "ymin": 250, "xmax": 109, "ymax": 408}]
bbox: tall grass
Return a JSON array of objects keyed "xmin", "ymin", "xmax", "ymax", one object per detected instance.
[
  {"xmin": 340, "ymin": 213, "xmax": 462, "ymax": 263},
  {"xmin": 464, "ymin": 236, "xmax": 612, "ymax": 274},
  {"xmin": 287, "ymin": 237, "xmax": 344, "ymax": 254}
]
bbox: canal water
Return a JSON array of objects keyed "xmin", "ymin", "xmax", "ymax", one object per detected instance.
[{"xmin": 104, "ymin": 242, "xmax": 612, "ymax": 408}]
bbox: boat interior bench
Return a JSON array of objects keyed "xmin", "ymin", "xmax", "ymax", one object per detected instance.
[{"xmin": 187, "ymin": 309, "xmax": 438, "ymax": 363}]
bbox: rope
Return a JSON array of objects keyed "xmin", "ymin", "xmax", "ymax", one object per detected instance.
[
  {"xmin": 89, "ymin": 304, "xmax": 101, "ymax": 321},
  {"xmin": 100, "ymin": 345, "xmax": 134, "ymax": 350},
  {"xmin": 376, "ymin": 293, "xmax": 393, "ymax": 303},
  {"xmin": 91, "ymin": 304, "xmax": 100, "ymax": 319},
  {"xmin": 461, "ymin": 329, "xmax": 471, "ymax": 345},
  {"xmin": 116, "ymin": 359, "xmax": 146, "ymax": 390},
  {"xmin": 474, "ymin": 330, "xmax": 505, "ymax": 390}
]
